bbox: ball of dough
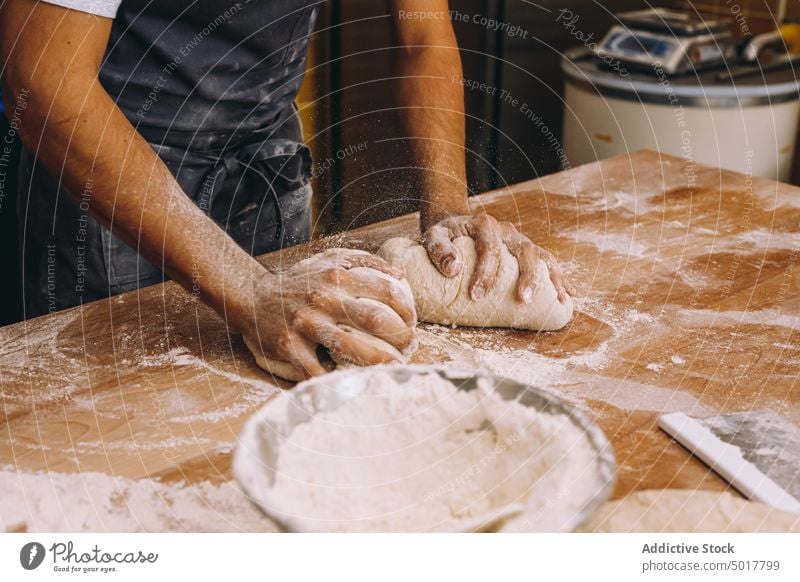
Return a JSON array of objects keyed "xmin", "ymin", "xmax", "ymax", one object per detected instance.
[
  {"xmin": 377, "ymin": 236, "xmax": 573, "ymax": 330},
  {"xmin": 580, "ymin": 489, "xmax": 800, "ymax": 533}
]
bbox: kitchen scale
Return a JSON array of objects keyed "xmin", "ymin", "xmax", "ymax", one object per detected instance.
[
  {"xmin": 563, "ymin": 6, "xmax": 800, "ymax": 180},
  {"xmin": 596, "ymin": 8, "xmax": 735, "ymax": 75}
]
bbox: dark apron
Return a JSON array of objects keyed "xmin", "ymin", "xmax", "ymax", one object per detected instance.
[{"xmin": 18, "ymin": 0, "xmax": 319, "ymax": 318}]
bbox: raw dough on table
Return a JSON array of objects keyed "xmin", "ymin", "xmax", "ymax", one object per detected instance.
[
  {"xmin": 377, "ymin": 236, "xmax": 573, "ymax": 329},
  {"xmin": 580, "ymin": 489, "xmax": 800, "ymax": 533},
  {"xmin": 245, "ymin": 250, "xmax": 416, "ymax": 382}
]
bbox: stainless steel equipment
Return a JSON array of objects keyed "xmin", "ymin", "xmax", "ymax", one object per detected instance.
[
  {"xmin": 660, "ymin": 410, "xmax": 800, "ymax": 514},
  {"xmin": 563, "ymin": 7, "xmax": 800, "ymax": 181},
  {"xmin": 596, "ymin": 8, "xmax": 735, "ymax": 75}
]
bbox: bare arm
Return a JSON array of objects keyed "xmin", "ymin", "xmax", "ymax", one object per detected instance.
[
  {"xmin": 388, "ymin": 0, "xmax": 575, "ymax": 303},
  {"xmin": 0, "ymin": 0, "xmax": 415, "ymax": 377},
  {"xmin": 388, "ymin": 0, "xmax": 469, "ymax": 228},
  {"xmin": 0, "ymin": 0, "xmax": 261, "ymax": 325}
]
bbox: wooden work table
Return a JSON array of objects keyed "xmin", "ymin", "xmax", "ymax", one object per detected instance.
[{"xmin": 1, "ymin": 150, "xmax": 799, "ymax": 531}]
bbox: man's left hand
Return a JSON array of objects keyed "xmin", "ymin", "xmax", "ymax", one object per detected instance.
[{"xmin": 421, "ymin": 213, "xmax": 576, "ymax": 304}]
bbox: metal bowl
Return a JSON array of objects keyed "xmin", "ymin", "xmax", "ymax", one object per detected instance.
[{"xmin": 233, "ymin": 364, "xmax": 617, "ymax": 532}]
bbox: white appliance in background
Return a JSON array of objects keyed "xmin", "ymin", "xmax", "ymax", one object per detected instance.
[{"xmin": 561, "ymin": 8, "xmax": 800, "ymax": 181}]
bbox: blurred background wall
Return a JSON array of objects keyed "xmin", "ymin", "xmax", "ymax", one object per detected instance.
[{"xmin": 299, "ymin": 0, "xmax": 800, "ymax": 234}]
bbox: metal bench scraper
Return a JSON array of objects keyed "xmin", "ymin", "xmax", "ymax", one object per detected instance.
[{"xmin": 659, "ymin": 410, "xmax": 800, "ymax": 514}]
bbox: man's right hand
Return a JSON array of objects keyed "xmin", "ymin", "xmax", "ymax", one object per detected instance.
[{"xmin": 241, "ymin": 249, "xmax": 418, "ymax": 378}]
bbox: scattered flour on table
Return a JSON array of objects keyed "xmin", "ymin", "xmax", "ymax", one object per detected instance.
[
  {"xmin": 261, "ymin": 371, "xmax": 602, "ymax": 532},
  {"xmin": 0, "ymin": 311, "xmax": 86, "ymax": 413},
  {"xmin": 140, "ymin": 347, "xmax": 279, "ymax": 424},
  {"xmin": 774, "ymin": 342, "xmax": 800, "ymax": 350},
  {"xmin": 626, "ymin": 310, "xmax": 656, "ymax": 324},
  {"xmin": 423, "ymin": 294, "xmax": 663, "ymax": 377},
  {"xmin": 566, "ymin": 230, "xmax": 653, "ymax": 258},
  {"xmin": 141, "ymin": 347, "xmax": 275, "ymax": 392},
  {"xmin": 581, "ymin": 489, "xmax": 800, "ymax": 533},
  {"xmin": 416, "ymin": 323, "xmax": 714, "ymax": 417},
  {"xmin": 577, "ymin": 189, "xmax": 660, "ymax": 216},
  {"xmin": 730, "ymin": 228, "xmax": 800, "ymax": 251},
  {"xmin": 667, "ymin": 227, "xmax": 799, "ymax": 252},
  {"xmin": 755, "ymin": 187, "xmax": 800, "ymax": 211},
  {"xmin": 676, "ymin": 308, "xmax": 800, "ymax": 331},
  {"xmin": 0, "ymin": 469, "xmax": 276, "ymax": 533}
]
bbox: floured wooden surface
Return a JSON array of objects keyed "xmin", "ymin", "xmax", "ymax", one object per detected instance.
[
  {"xmin": 2, "ymin": 150, "xmax": 799, "ymax": 532},
  {"xmin": 0, "ymin": 469, "xmax": 278, "ymax": 533}
]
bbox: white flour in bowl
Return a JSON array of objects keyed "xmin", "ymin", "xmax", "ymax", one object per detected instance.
[{"xmin": 261, "ymin": 371, "xmax": 603, "ymax": 532}]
